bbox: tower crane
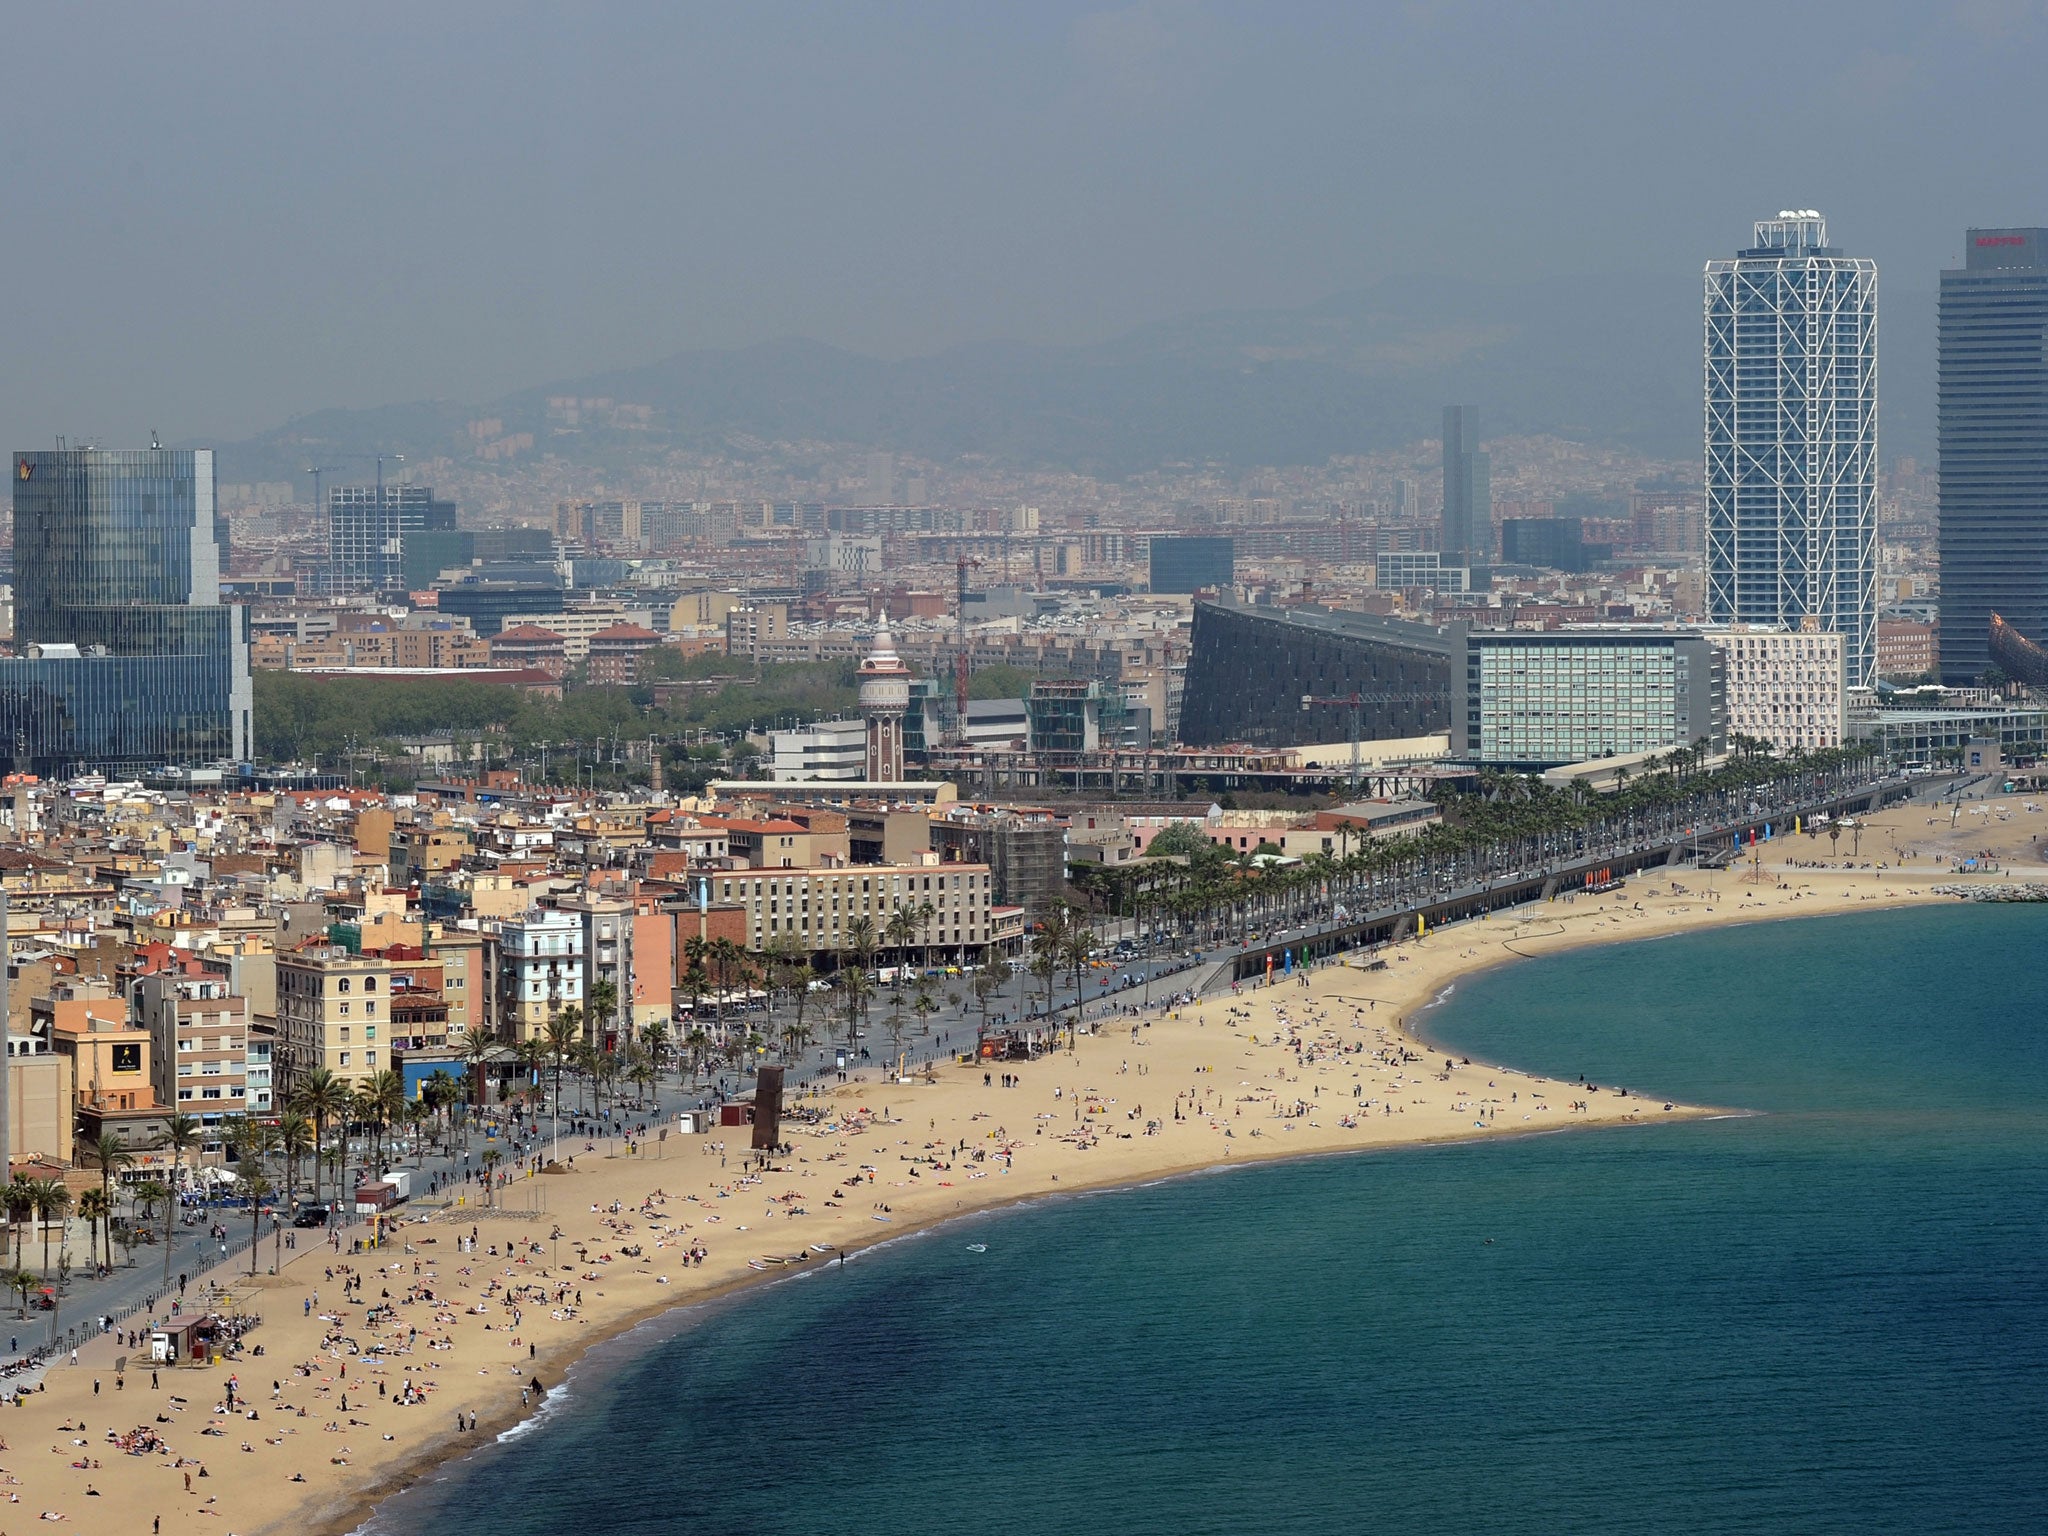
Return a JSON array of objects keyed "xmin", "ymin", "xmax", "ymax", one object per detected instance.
[{"xmin": 953, "ymin": 552, "xmax": 984, "ymax": 743}]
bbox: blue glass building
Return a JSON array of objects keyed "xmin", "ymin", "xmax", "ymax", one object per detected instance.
[{"xmin": 5, "ymin": 448, "xmax": 251, "ymax": 775}]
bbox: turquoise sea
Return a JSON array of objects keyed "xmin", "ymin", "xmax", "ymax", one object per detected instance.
[{"xmin": 367, "ymin": 905, "xmax": 2048, "ymax": 1535}]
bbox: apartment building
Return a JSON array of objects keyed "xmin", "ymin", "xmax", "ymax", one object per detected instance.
[
  {"xmin": 1705, "ymin": 626, "xmax": 1846, "ymax": 753},
  {"xmin": 274, "ymin": 945, "xmax": 397, "ymax": 1093},
  {"xmin": 708, "ymin": 862, "xmax": 993, "ymax": 961},
  {"xmin": 492, "ymin": 907, "xmax": 585, "ymax": 1042},
  {"xmin": 133, "ymin": 972, "xmax": 249, "ymax": 1155}
]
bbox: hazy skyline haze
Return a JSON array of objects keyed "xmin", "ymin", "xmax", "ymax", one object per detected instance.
[{"xmin": 3, "ymin": 0, "xmax": 2043, "ymax": 448}]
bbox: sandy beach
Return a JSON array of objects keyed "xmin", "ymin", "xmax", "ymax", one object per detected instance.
[{"xmin": 6, "ymin": 791, "xmax": 2040, "ymax": 1536}]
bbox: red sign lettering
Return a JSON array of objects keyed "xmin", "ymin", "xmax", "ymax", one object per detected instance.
[{"xmin": 1976, "ymin": 235, "xmax": 2027, "ymax": 247}]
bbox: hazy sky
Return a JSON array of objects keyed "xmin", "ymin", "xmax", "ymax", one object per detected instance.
[{"xmin": 5, "ymin": 0, "xmax": 2044, "ymax": 447}]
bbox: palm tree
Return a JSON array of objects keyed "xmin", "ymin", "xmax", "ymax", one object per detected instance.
[
  {"xmin": 29, "ymin": 1180, "xmax": 69, "ymax": 1279},
  {"xmin": 5, "ymin": 1176, "xmax": 36, "ymax": 1271},
  {"xmin": 1059, "ymin": 925, "xmax": 1093, "ymax": 1044},
  {"xmin": 288, "ymin": 1068, "xmax": 346, "ymax": 1204},
  {"xmin": 6, "ymin": 1266, "xmax": 36, "ymax": 1319},
  {"xmin": 460, "ymin": 1026, "xmax": 496, "ymax": 1110},
  {"xmin": 544, "ymin": 1007, "xmax": 583, "ymax": 1118},
  {"xmin": 707, "ymin": 938, "xmax": 751, "ymax": 1044},
  {"xmin": 158, "ymin": 1114, "xmax": 202, "ymax": 1282},
  {"xmin": 972, "ymin": 957, "xmax": 1012, "ymax": 1049},
  {"xmin": 237, "ymin": 1167, "xmax": 273, "ymax": 1277},
  {"xmin": 131, "ymin": 1179, "xmax": 170, "ymax": 1228},
  {"xmin": 680, "ymin": 936, "xmax": 710, "ymax": 1037},
  {"xmin": 276, "ymin": 1112, "xmax": 315, "ymax": 1209},
  {"xmin": 639, "ymin": 1020, "xmax": 671, "ymax": 1088},
  {"xmin": 587, "ymin": 978, "xmax": 620, "ymax": 1048},
  {"xmin": 627, "ymin": 1052, "xmax": 656, "ymax": 1105},
  {"xmin": 366, "ymin": 1069, "xmax": 406, "ymax": 1174},
  {"xmin": 884, "ymin": 902, "xmax": 921, "ymax": 978},
  {"xmin": 843, "ymin": 914, "xmax": 879, "ymax": 1048},
  {"xmin": 342, "ymin": 1088, "xmax": 378, "ymax": 1197},
  {"xmin": 75, "ymin": 1189, "xmax": 110, "ymax": 1274},
  {"xmin": 77, "ymin": 1129, "xmax": 137, "ymax": 1272},
  {"xmin": 1028, "ymin": 949, "xmax": 1058, "ymax": 1032},
  {"xmin": 479, "ymin": 1147, "xmax": 503, "ymax": 1209},
  {"xmin": 786, "ymin": 965, "xmax": 815, "ymax": 1063}
]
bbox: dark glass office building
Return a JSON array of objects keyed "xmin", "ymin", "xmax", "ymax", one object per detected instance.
[
  {"xmin": 1441, "ymin": 405, "xmax": 1492, "ymax": 564},
  {"xmin": 1148, "ymin": 536, "xmax": 1235, "ymax": 594},
  {"xmin": 1938, "ymin": 227, "xmax": 2048, "ymax": 684},
  {"xmin": 4, "ymin": 448, "xmax": 251, "ymax": 775},
  {"xmin": 1179, "ymin": 600, "xmax": 1454, "ymax": 747}
]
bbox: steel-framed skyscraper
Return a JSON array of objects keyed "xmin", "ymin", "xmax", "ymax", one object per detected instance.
[
  {"xmin": 1937, "ymin": 227, "xmax": 2048, "ymax": 685},
  {"xmin": 1705, "ymin": 211, "xmax": 1878, "ymax": 687}
]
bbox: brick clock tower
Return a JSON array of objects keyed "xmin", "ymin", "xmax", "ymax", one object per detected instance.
[{"xmin": 857, "ymin": 611, "xmax": 912, "ymax": 781}]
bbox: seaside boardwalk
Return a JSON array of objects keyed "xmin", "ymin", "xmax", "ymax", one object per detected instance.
[{"xmin": 0, "ymin": 794, "xmax": 2033, "ymax": 1536}]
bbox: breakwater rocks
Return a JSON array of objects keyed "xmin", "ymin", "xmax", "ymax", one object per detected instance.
[{"xmin": 1932, "ymin": 883, "xmax": 2048, "ymax": 902}]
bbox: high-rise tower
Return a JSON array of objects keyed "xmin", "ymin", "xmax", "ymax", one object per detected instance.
[
  {"xmin": 857, "ymin": 612, "xmax": 912, "ymax": 781},
  {"xmin": 4, "ymin": 448, "xmax": 251, "ymax": 774},
  {"xmin": 1938, "ymin": 227, "xmax": 2048, "ymax": 685},
  {"xmin": 1440, "ymin": 406, "xmax": 1490, "ymax": 565},
  {"xmin": 1705, "ymin": 211, "xmax": 1879, "ymax": 686}
]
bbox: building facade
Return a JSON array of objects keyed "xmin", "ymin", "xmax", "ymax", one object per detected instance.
[
  {"xmin": 492, "ymin": 908, "xmax": 584, "ymax": 1042},
  {"xmin": 1877, "ymin": 618, "xmax": 1939, "ymax": 682},
  {"xmin": 1937, "ymin": 227, "xmax": 2048, "ymax": 683},
  {"xmin": 273, "ymin": 946, "xmax": 396, "ymax": 1093},
  {"xmin": 4, "ymin": 448, "xmax": 252, "ymax": 775},
  {"xmin": 1376, "ymin": 551, "xmax": 1470, "ymax": 592},
  {"xmin": 1704, "ymin": 626, "xmax": 1846, "ymax": 753},
  {"xmin": 1457, "ymin": 629, "xmax": 1725, "ymax": 769},
  {"xmin": 708, "ymin": 863, "xmax": 992, "ymax": 961},
  {"xmin": 1441, "ymin": 405, "xmax": 1491, "ymax": 565},
  {"xmin": 1148, "ymin": 536, "xmax": 1235, "ymax": 594},
  {"xmin": 1180, "ymin": 602, "xmax": 1454, "ymax": 749},
  {"xmin": 134, "ymin": 972, "xmax": 249, "ymax": 1155},
  {"xmin": 1705, "ymin": 212, "xmax": 1879, "ymax": 687},
  {"xmin": 327, "ymin": 484, "xmax": 457, "ymax": 594}
]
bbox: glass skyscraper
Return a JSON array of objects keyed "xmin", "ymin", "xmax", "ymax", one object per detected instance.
[
  {"xmin": 1705, "ymin": 212, "xmax": 1879, "ymax": 686},
  {"xmin": 4, "ymin": 448, "xmax": 251, "ymax": 775},
  {"xmin": 1937, "ymin": 227, "xmax": 2048, "ymax": 685},
  {"xmin": 1441, "ymin": 405, "xmax": 1491, "ymax": 565}
]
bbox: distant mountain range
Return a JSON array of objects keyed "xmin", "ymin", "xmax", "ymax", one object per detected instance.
[{"xmin": 212, "ymin": 272, "xmax": 1936, "ymax": 487}]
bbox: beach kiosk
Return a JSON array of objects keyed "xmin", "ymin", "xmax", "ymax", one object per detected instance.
[{"xmin": 150, "ymin": 1318, "xmax": 204, "ymax": 1365}]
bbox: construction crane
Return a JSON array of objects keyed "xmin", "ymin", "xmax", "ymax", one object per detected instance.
[
  {"xmin": 1300, "ymin": 689, "xmax": 1442, "ymax": 795},
  {"xmin": 952, "ymin": 552, "xmax": 984, "ymax": 743}
]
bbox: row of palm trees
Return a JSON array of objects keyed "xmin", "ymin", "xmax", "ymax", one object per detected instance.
[{"xmin": 1064, "ymin": 741, "xmax": 1888, "ymax": 949}]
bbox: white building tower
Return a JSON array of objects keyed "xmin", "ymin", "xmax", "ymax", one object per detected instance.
[
  {"xmin": 1705, "ymin": 210, "xmax": 1879, "ymax": 686},
  {"xmin": 857, "ymin": 611, "xmax": 912, "ymax": 781}
]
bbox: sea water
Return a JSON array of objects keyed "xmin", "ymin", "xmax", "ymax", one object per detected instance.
[{"xmin": 367, "ymin": 905, "xmax": 2048, "ymax": 1535}]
